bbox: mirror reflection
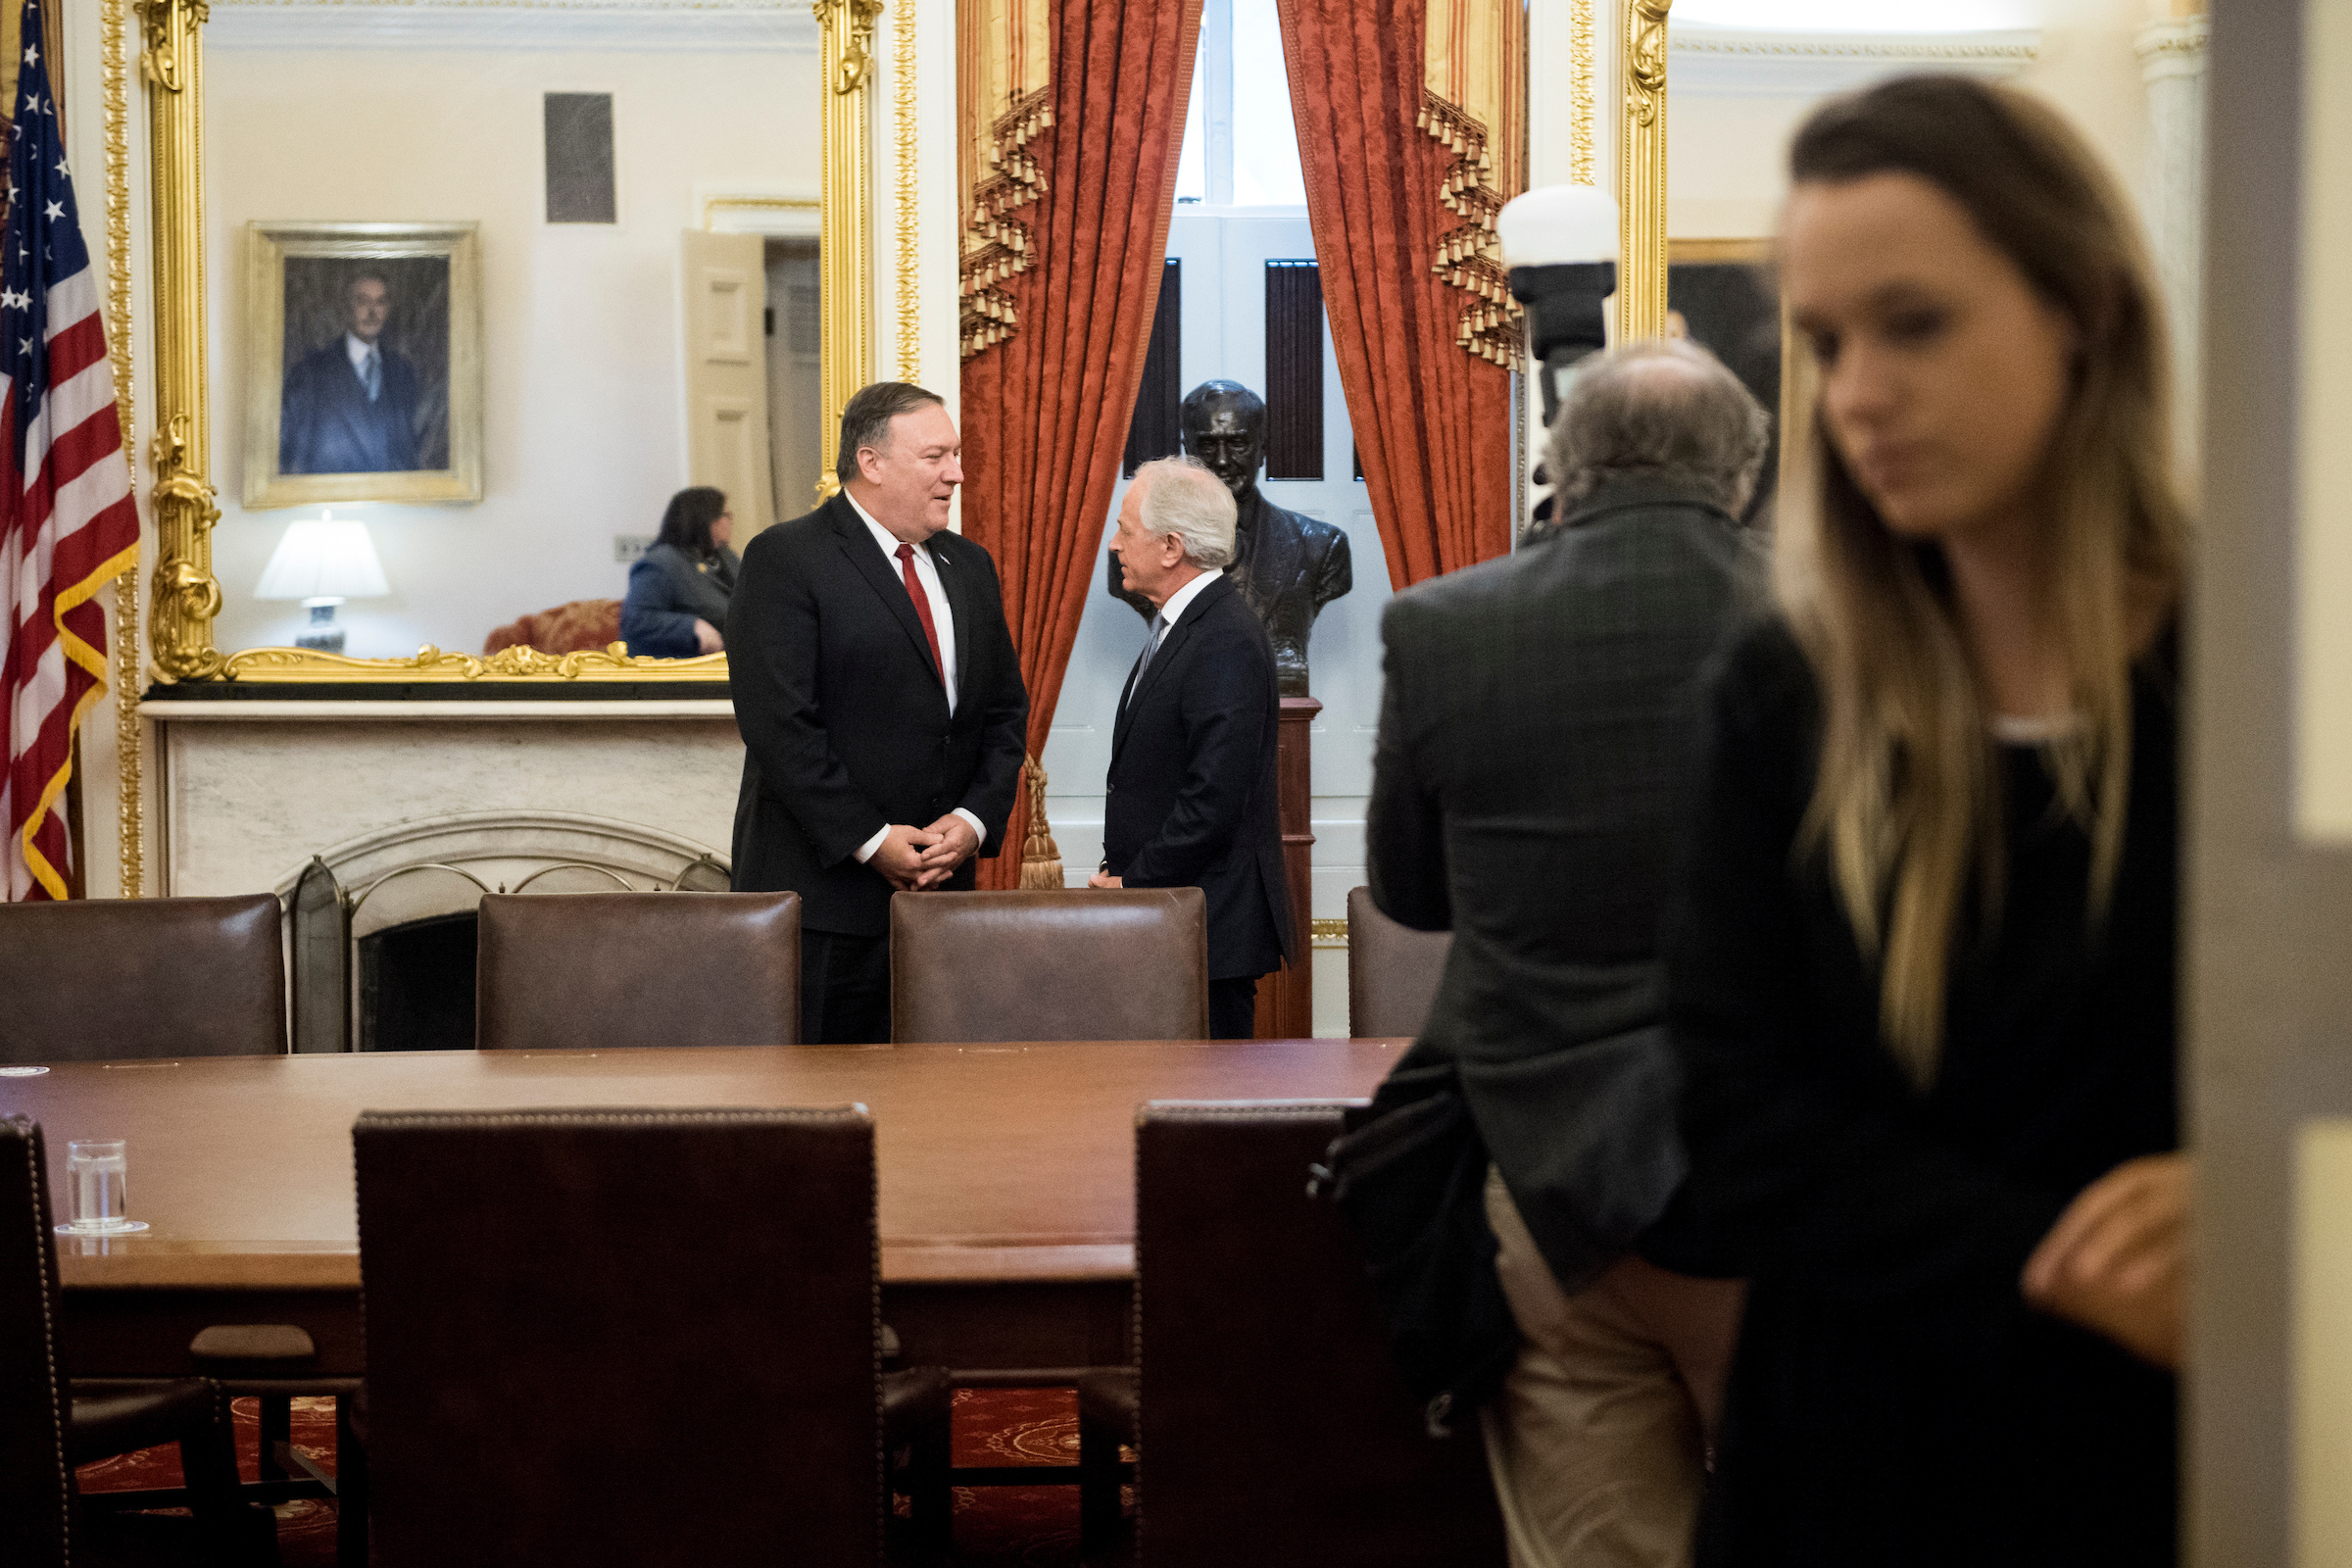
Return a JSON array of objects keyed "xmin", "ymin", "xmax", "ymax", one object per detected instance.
[{"xmin": 202, "ymin": 4, "xmax": 824, "ymax": 662}]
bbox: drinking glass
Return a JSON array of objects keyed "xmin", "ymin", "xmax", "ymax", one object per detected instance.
[{"xmin": 58, "ymin": 1139, "xmax": 148, "ymax": 1236}]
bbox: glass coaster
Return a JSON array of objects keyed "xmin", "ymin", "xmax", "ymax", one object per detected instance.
[
  {"xmin": 0, "ymin": 1065, "xmax": 49, "ymax": 1076},
  {"xmin": 56, "ymin": 1220, "xmax": 149, "ymax": 1236}
]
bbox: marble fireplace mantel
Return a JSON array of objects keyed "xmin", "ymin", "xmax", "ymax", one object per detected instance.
[{"xmin": 150, "ymin": 698, "xmax": 745, "ymax": 899}]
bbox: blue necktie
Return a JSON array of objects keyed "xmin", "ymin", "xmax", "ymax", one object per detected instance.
[{"xmin": 362, "ymin": 349, "xmax": 381, "ymax": 403}]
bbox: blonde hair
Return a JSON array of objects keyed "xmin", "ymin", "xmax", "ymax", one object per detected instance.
[{"xmin": 1777, "ymin": 76, "xmax": 2188, "ymax": 1084}]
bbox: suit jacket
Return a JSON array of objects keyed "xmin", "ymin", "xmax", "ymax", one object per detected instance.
[
  {"xmin": 1366, "ymin": 473, "xmax": 1765, "ymax": 1291},
  {"xmin": 727, "ymin": 494, "xmax": 1029, "ymax": 937},
  {"xmin": 279, "ymin": 341, "xmax": 423, "ymax": 474},
  {"xmin": 621, "ymin": 542, "xmax": 739, "ymax": 658},
  {"xmin": 1102, "ymin": 571, "xmax": 1295, "ymax": 980}
]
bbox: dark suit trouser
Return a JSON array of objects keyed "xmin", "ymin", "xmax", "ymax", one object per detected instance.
[
  {"xmin": 1208, "ymin": 976, "xmax": 1259, "ymax": 1041},
  {"xmin": 803, "ymin": 929, "xmax": 891, "ymax": 1045}
]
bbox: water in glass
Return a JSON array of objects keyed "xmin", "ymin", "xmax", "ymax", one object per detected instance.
[{"xmin": 65, "ymin": 1139, "xmax": 136, "ymax": 1233}]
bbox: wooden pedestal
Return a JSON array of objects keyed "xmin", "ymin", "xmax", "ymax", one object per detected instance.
[{"xmin": 1253, "ymin": 696, "xmax": 1320, "ymax": 1040}]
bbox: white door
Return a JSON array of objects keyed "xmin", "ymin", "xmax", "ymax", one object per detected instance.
[
  {"xmin": 680, "ymin": 228, "xmax": 777, "ymax": 538},
  {"xmin": 1041, "ymin": 211, "xmax": 1392, "ymax": 1037}
]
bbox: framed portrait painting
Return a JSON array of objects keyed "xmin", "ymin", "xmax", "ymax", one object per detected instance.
[{"xmin": 243, "ymin": 220, "xmax": 483, "ymax": 507}]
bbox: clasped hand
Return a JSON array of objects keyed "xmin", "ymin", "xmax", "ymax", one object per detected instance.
[
  {"xmin": 2020, "ymin": 1151, "xmax": 2189, "ymax": 1370},
  {"xmin": 871, "ymin": 813, "xmax": 980, "ymax": 892}
]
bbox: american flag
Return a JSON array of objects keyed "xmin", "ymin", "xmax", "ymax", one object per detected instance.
[{"xmin": 1, "ymin": 0, "xmax": 138, "ymax": 902}]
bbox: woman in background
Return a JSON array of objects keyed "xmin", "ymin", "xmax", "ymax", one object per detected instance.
[
  {"xmin": 1667, "ymin": 76, "xmax": 2187, "ymax": 1565},
  {"xmin": 622, "ymin": 486, "xmax": 738, "ymax": 657}
]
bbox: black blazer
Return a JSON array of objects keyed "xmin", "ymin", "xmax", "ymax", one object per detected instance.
[
  {"xmin": 1102, "ymin": 572, "xmax": 1294, "ymax": 980},
  {"xmin": 1367, "ymin": 474, "xmax": 1764, "ymax": 1289},
  {"xmin": 622, "ymin": 542, "xmax": 739, "ymax": 659},
  {"xmin": 726, "ymin": 494, "xmax": 1029, "ymax": 937}
]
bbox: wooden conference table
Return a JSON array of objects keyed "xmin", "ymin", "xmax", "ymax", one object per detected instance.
[{"xmin": 0, "ymin": 1038, "xmax": 1402, "ymax": 1378}]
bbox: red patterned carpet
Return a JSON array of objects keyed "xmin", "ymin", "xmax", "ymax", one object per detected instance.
[{"xmin": 77, "ymin": 1388, "xmax": 1090, "ymax": 1565}]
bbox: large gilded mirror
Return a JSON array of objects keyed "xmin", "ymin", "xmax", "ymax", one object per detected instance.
[{"xmin": 134, "ymin": 0, "xmax": 883, "ymax": 684}]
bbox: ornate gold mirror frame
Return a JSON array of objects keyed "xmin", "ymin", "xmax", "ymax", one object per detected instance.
[{"xmin": 124, "ymin": 0, "xmax": 881, "ymax": 685}]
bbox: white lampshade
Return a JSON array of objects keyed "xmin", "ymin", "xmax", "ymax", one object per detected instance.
[
  {"xmin": 254, "ymin": 511, "xmax": 389, "ymax": 602},
  {"xmin": 1496, "ymin": 183, "xmax": 1620, "ymax": 270}
]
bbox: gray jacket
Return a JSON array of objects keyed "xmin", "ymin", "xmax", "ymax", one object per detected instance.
[
  {"xmin": 1365, "ymin": 473, "xmax": 1765, "ymax": 1290},
  {"xmin": 622, "ymin": 542, "xmax": 739, "ymax": 659}
]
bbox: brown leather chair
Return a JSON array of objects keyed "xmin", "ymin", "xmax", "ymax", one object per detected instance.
[
  {"xmin": 1077, "ymin": 1102, "xmax": 1506, "ymax": 1563},
  {"xmin": 473, "ymin": 891, "xmax": 801, "ymax": 1051},
  {"xmin": 1346, "ymin": 886, "xmax": 1453, "ymax": 1041},
  {"xmin": 2, "ymin": 1116, "xmax": 270, "ymax": 1565},
  {"xmin": 0, "ymin": 894, "xmax": 286, "ymax": 1062},
  {"xmin": 888, "ymin": 888, "xmax": 1208, "ymax": 1043},
  {"xmin": 353, "ymin": 1106, "xmax": 949, "ymax": 1565}
]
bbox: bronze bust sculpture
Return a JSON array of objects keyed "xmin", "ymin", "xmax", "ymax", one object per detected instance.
[{"xmin": 1108, "ymin": 379, "xmax": 1352, "ymax": 697}]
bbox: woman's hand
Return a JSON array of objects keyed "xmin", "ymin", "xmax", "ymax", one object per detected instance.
[
  {"xmin": 693, "ymin": 617, "xmax": 723, "ymax": 655},
  {"xmin": 2021, "ymin": 1152, "xmax": 2188, "ymax": 1369}
]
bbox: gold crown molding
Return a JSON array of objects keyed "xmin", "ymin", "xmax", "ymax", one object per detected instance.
[
  {"xmin": 814, "ymin": 0, "xmax": 879, "ymax": 498},
  {"xmin": 1310, "ymin": 916, "xmax": 1348, "ymax": 947},
  {"xmin": 891, "ymin": 0, "xmax": 917, "ymax": 382},
  {"xmin": 106, "ymin": 0, "xmax": 147, "ymax": 896},
  {"xmin": 1569, "ymin": 0, "xmax": 1593, "ymax": 186},
  {"xmin": 700, "ymin": 192, "xmax": 820, "ymax": 229},
  {"xmin": 1618, "ymin": 0, "xmax": 1670, "ymax": 343},
  {"xmin": 1669, "ymin": 235, "xmax": 1769, "ymax": 265},
  {"xmin": 220, "ymin": 644, "xmax": 730, "ymax": 682}
]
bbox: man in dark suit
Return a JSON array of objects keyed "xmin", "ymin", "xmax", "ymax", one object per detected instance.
[
  {"xmin": 279, "ymin": 271, "xmax": 425, "ymax": 474},
  {"xmin": 1367, "ymin": 340, "xmax": 1767, "ymax": 1567},
  {"xmin": 1089, "ymin": 457, "xmax": 1294, "ymax": 1039},
  {"xmin": 727, "ymin": 382, "xmax": 1029, "ymax": 1044}
]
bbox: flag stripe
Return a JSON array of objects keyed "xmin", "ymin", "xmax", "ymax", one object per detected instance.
[{"xmin": 4, "ymin": 4, "xmax": 142, "ymax": 902}]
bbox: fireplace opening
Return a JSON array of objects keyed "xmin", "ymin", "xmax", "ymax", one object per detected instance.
[{"xmin": 358, "ymin": 912, "xmax": 478, "ymax": 1052}]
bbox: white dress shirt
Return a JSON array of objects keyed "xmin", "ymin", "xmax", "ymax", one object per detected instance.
[{"xmin": 843, "ymin": 491, "xmax": 987, "ymax": 863}]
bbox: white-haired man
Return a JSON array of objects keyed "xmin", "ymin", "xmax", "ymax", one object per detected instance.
[{"xmin": 1088, "ymin": 457, "xmax": 1296, "ymax": 1038}]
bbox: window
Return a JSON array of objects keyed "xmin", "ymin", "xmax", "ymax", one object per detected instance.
[{"xmin": 1173, "ymin": 0, "xmax": 1306, "ymax": 209}]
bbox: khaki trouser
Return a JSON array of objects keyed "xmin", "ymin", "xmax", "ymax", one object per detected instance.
[{"xmin": 1480, "ymin": 1167, "xmax": 1746, "ymax": 1568}]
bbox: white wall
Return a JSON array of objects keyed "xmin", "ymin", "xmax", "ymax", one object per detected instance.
[
  {"xmin": 1665, "ymin": 0, "xmax": 2160, "ymax": 240},
  {"xmin": 203, "ymin": 29, "xmax": 820, "ymax": 660}
]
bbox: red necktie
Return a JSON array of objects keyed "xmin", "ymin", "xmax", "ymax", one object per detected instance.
[{"xmin": 896, "ymin": 542, "xmax": 945, "ymax": 685}]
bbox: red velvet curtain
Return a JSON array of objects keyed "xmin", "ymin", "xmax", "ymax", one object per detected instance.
[
  {"xmin": 961, "ymin": 0, "xmax": 1202, "ymax": 889},
  {"xmin": 1275, "ymin": 0, "xmax": 1515, "ymax": 588}
]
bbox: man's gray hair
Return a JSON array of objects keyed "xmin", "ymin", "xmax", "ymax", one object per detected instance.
[
  {"xmin": 837, "ymin": 380, "xmax": 947, "ymax": 483},
  {"xmin": 1133, "ymin": 456, "xmax": 1237, "ymax": 570},
  {"xmin": 1545, "ymin": 338, "xmax": 1769, "ymax": 517}
]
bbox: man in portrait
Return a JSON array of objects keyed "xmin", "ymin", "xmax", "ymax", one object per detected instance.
[
  {"xmin": 1107, "ymin": 379, "xmax": 1351, "ymax": 697},
  {"xmin": 279, "ymin": 270, "xmax": 425, "ymax": 475}
]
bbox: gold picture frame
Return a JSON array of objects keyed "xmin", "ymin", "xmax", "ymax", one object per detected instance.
[
  {"xmin": 242, "ymin": 220, "xmax": 484, "ymax": 510},
  {"xmin": 129, "ymin": 0, "xmax": 882, "ymax": 685}
]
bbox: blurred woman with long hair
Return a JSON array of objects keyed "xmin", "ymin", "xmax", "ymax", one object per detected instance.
[{"xmin": 1667, "ymin": 75, "xmax": 2188, "ymax": 1564}]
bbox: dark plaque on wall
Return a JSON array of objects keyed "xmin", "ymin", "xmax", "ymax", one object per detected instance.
[{"xmin": 545, "ymin": 92, "xmax": 617, "ymax": 225}]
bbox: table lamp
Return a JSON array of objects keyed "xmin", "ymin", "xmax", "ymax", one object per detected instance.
[{"xmin": 255, "ymin": 511, "xmax": 389, "ymax": 655}]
